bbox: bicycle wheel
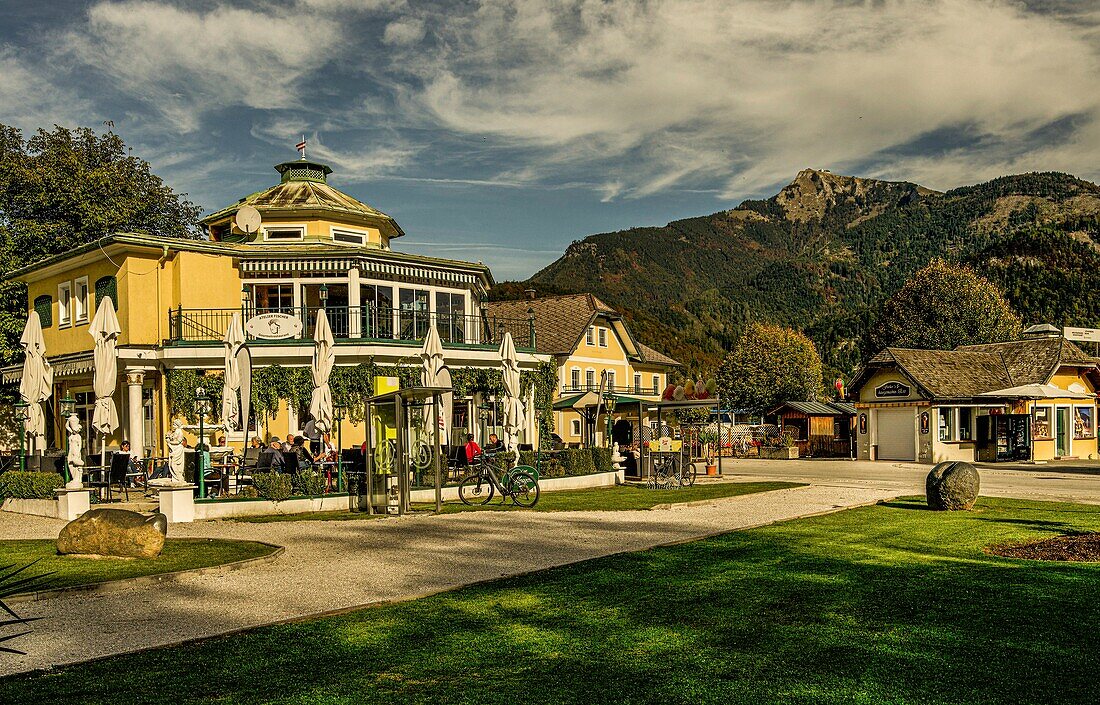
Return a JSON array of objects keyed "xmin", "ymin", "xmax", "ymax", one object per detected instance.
[
  {"xmin": 507, "ymin": 471, "xmax": 540, "ymax": 508},
  {"xmin": 652, "ymin": 456, "xmax": 675, "ymax": 489},
  {"xmin": 679, "ymin": 459, "xmax": 697, "ymax": 488},
  {"xmin": 458, "ymin": 472, "xmax": 494, "ymax": 505}
]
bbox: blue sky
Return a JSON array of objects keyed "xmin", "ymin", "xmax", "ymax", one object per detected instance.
[{"xmin": 2, "ymin": 0, "xmax": 1098, "ymax": 280}]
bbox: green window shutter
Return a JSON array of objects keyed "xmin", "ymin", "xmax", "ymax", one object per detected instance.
[
  {"xmin": 95, "ymin": 276, "xmax": 118, "ymax": 308},
  {"xmin": 33, "ymin": 295, "xmax": 53, "ymax": 327}
]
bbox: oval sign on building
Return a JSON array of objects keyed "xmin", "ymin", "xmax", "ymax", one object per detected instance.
[
  {"xmin": 245, "ymin": 312, "xmax": 303, "ymax": 340},
  {"xmin": 875, "ymin": 381, "xmax": 911, "ymax": 398}
]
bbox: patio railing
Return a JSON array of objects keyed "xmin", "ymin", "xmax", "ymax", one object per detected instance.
[
  {"xmin": 167, "ymin": 305, "xmax": 535, "ymax": 349},
  {"xmin": 560, "ymin": 384, "xmax": 661, "ymax": 396}
]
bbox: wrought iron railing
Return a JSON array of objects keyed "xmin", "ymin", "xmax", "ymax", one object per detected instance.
[
  {"xmin": 560, "ymin": 384, "xmax": 661, "ymax": 396},
  {"xmin": 167, "ymin": 305, "xmax": 535, "ymax": 349}
]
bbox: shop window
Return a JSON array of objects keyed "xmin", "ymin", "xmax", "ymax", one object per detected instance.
[
  {"xmin": 1032, "ymin": 406, "xmax": 1052, "ymax": 439},
  {"xmin": 250, "ymin": 283, "xmax": 294, "ymax": 312},
  {"xmin": 361, "ymin": 283, "xmax": 394, "ymax": 339},
  {"xmin": 33, "ymin": 295, "xmax": 52, "ymax": 328},
  {"xmin": 398, "ymin": 288, "xmax": 429, "ymax": 340},
  {"xmin": 937, "ymin": 407, "xmax": 955, "ymax": 441},
  {"xmin": 958, "ymin": 408, "xmax": 972, "ymax": 441},
  {"xmin": 94, "ymin": 276, "xmax": 118, "ymax": 308},
  {"xmin": 1074, "ymin": 406, "xmax": 1094, "ymax": 439}
]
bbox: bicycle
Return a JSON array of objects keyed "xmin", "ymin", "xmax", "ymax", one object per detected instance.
[
  {"xmin": 458, "ymin": 451, "xmax": 540, "ymax": 507},
  {"xmin": 648, "ymin": 452, "xmax": 696, "ymax": 489}
]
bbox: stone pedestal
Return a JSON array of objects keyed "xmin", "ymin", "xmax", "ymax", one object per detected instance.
[
  {"xmin": 156, "ymin": 484, "xmax": 197, "ymax": 523},
  {"xmin": 54, "ymin": 488, "xmax": 92, "ymax": 521}
]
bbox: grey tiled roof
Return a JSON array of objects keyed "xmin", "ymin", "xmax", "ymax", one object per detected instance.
[{"xmin": 771, "ymin": 401, "xmax": 855, "ymax": 416}]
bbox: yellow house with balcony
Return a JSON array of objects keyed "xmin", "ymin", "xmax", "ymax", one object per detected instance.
[
  {"xmin": 486, "ymin": 293, "xmax": 679, "ymax": 447},
  {"xmin": 3, "ymin": 158, "xmax": 546, "ymax": 456}
]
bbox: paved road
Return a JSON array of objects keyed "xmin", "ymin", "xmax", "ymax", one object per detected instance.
[
  {"xmin": 0, "ymin": 483, "xmax": 894, "ymax": 676},
  {"xmin": 706, "ymin": 457, "xmax": 1100, "ymax": 505}
]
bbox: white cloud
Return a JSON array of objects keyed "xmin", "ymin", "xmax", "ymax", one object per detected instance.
[
  {"xmin": 383, "ymin": 17, "xmax": 425, "ymax": 46},
  {"xmin": 388, "ymin": 0, "xmax": 1100, "ymax": 197}
]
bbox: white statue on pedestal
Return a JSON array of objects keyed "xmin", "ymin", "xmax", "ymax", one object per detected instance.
[
  {"xmin": 165, "ymin": 419, "xmax": 187, "ymax": 484},
  {"xmin": 611, "ymin": 442, "xmax": 625, "ymax": 471},
  {"xmin": 65, "ymin": 414, "xmax": 85, "ymax": 489}
]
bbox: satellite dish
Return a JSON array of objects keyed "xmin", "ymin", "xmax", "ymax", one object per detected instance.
[{"xmin": 234, "ymin": 205, "xmax": 262, "ymax": 234}]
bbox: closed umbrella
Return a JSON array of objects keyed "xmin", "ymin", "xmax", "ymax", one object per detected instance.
[
  {"xmin": 18, "ymin": 311, "xmax": 53, "ymax": 454},
  {"xmin": 500, "ymin": 331, "xmax": 524, "ymax": 454},
  {"xmin": 420, "ymin": 325, "xmax": 451, "ymax": 438},
  {"xmin": 221, "ymin": 313, "xmax": 246, "ymax": 431},
  {"xmin": 90, "ymin": 296, "xmax": 120, "ymax": 437},
  {"xmin": 308, "ymin": 308, "xmax": 335, "ymax": 435}
]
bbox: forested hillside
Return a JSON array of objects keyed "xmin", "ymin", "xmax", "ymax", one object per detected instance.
[{"xmin": 494, "ymin": 170, "xmax": 1100, "ymax": 382}]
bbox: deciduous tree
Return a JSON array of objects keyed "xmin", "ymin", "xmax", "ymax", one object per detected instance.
[
  {"xmin": 717, "ymin": 322, "xmax": 824, "ymax": 415},
  {"xmin": 870, "ymin": 260, "xmax": 1022, "ymax": 352}
]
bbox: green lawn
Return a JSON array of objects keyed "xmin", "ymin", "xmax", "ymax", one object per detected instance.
[
  {"xmin": 4, "ymin": 496, "xmax": 1100, "ymax": 703},
  {"xmin": 231, "ymin": 481, "xmax": 803, "ymax": 522},
  {"xmin": 424, "ymin": 480, "xmax": 805, "ymax": 513},
  {"xmin": 0, "ymin": 538, "xmax": 278, "ymax": 592}
]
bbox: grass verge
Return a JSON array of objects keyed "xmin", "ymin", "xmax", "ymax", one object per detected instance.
[
  {"xmin": 0, "ymin": 538, "xmax": 278, "ymax": 592},
  {"xmin": 5, "ymin": 497, "xmax": 1100, "ymax": 703}
]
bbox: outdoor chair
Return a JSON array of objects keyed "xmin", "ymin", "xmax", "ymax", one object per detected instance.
[{"xmin": 108, "ymin": 451, "xmax": 133, "ymax": 502}]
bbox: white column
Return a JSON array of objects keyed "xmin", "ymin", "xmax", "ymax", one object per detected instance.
[
  {"xmin": 126, "ymin": 371, "xmax": 145, "ymax": 455},
  {"xmin": 348, "ymin": 266, "xmax": 361, "ymax": 338}
]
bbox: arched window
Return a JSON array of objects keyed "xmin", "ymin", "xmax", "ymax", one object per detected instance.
[
  {"xmin": 95, "ymin": 276, "xmax": 118, "ymax": 308},
  {"xmin": 33, "ymin": 295, "xmax": 53, "ymax": 327}
]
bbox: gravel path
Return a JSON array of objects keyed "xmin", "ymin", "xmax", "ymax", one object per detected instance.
[{"xmin": 0, "ymin": 483, "xmax": 895, "ymax": 675}]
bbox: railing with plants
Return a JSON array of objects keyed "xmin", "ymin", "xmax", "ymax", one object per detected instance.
[
  {"xmin": 166, "ymin": 305, "xmax": 535, "ymax": 349},
  {"xmin": 560, "ymin": 383, "xmax": 661, "ymax": 396}
]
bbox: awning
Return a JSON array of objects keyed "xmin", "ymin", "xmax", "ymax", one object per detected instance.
[
  {"xmin": 242, "ymin": 257, "xmax": 478, "ymax": 285},
  {"xmin": 553, "ymin": 391, "xmax": 601, "ymax": 410},
  {"xmin": 977, "ymin": 384, "xmax": 1094, "ymax": 400},
  {"xmin": 2, "ymin": 355, "xmax": 94, "ymax": 384}
]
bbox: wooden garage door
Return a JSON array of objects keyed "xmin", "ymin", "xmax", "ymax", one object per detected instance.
[{"xmin": 877, "ymin": 408, "xmax": 915, "ymax": 461}]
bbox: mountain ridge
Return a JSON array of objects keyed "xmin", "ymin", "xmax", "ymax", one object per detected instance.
[{"xmin": 495, "ymin": 169, "xmax": 1100, "ymax": 381}]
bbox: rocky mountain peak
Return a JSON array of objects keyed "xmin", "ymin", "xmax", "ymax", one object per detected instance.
[{"xmin": 774, "ymin": 169, "xmax": 881, "ymax": 222}]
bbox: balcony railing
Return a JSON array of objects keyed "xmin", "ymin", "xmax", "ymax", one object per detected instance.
[
  {"xmin": 167, "ymin": 305, "xmax": 535, "ymax": 349},
  {"xmin": 561, "ymin": 384, "xmax": 661, "ymax": 397}
]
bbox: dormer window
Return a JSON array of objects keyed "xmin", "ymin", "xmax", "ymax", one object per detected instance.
[{"xmin": 263, "ymin": 226, "xmax": 305, "ymax": 242}]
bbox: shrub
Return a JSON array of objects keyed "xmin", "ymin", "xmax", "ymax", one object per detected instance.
[
  {"xmin": 252, "ymin": 472, "xmax": 293, "ymax": 502},
  {"xmin": 589, "ymin": 448, "xmax": 612, "ymax": 473},
  {"xmin": 517, "ymin": 451, "xmax": 536, "ymax": 468},
  {"xmin": 558, "ymin": 449, "xmax": 596, "ymax": 476},
  {"xmin": 0, "ymin": 471, "xmax": 63, "ymax": 500},
  {"xmin": 517, "ymin": 450, "xmax": 564, "ymax": 477},
  {"xmin": 292, "ymin": 470, "xmax": 326, "ymax": 498}
]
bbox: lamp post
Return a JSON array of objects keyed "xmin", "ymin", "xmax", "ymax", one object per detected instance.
[
  {"xmin": 241, "ymin": 284, "xmax": 251, "ymax": 318},
  {"xmin": 334, "ymin": 406, "xmax": 345, "ymax": 492},
  {"xmin": 604, "ymin": 393, "xmax": 617, "ymax": 450},
  {"xmin": 60, "ymin": 394, "xmax": 76, "ymax": 482},
  {"xmin": 13, "ymin": 401, "xmax": 30, "ymax": 472},
  {"xmin": 195, "ymin": 387, "xmax": 212, "ymax": 498},
  {"xmin": 319, "ymin": 283, "xmax": 328, "ymax": 309}
]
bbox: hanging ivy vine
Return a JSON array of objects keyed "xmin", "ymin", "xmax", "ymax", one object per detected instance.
[{"xmin": 166, "ymin": 356, "xmax": 558, "ymax": 441}]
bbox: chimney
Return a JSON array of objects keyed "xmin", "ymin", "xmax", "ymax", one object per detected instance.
[
  {"xmin": 524, "ymin": 288, "xmax": 537, "ymax": 300},
  {"xmin": 1021, "ymin": 323, "xmax": 1061, "ymax": 339}
]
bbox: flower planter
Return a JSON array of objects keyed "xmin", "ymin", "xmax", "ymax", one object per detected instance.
[
  {"xmin": 761, "ymin": 446, "xmax": 799, "ymax": 460},
  {"xmin": 705, "ymin": 464, "xmax": 718, "ymax": 476}
]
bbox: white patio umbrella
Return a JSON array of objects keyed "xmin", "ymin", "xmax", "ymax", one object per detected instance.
[
  {"xmin": 18, "ymin": 311, "xmax": 53, "ymax": 454},
  {"xmin": 221, "ymin": 313, "xmax": 246, "ymax": 432},
  {"xmin": 308, "ymin": 308, "xmax": 335, "ymax": 435},
  {"xmin": 90, "ymin": 296, "xmax": 121, "ymax": 459},
  {"xmin": 500, "ymin": 331, "xmax": 525, "ymax": 454},
  {"xmin": 420, "ymin": 325, "xmax": 451, "ymax": 438}
]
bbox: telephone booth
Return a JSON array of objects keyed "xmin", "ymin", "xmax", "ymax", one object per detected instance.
[{"xmin": 361, "ymin": 387, "xmax": 449, "ymax": 515}]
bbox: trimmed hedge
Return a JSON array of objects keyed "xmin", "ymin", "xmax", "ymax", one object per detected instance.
[
  {"xmin": 589, "ymin": 448, "xmax": 612, "ymax": 473},
  {"xmin": 0, "ymin": 471, "xmax": 63, "ymax": 500},
  {"xmin": 252, "ymin": 472, "xmax": 293, "ymax": 502},
  {"xmin": 292, "ymin": 470, "xmax": 326, "ymax": 498}
]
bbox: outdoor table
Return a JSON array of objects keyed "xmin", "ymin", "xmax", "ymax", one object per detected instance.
[
  {"xmin": 315, "ymin": 460, "xmax": 339, "ymax": 492},
  {"xmin": 82, "ymin": 465, "xmax": 110, "ymax": 500}
]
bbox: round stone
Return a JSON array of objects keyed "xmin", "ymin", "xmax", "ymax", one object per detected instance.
[{"xmin": 925, "ymin": 461, "xmax": 980, "ymax": 511}]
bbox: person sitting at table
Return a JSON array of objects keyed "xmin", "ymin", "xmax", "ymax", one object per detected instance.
[
  {"xmin": 291, "ymin": 436, "xmax": 313, "ymax": 470},
  {"xmin": 282, "ymin": 433, "xmax": 295, "ymax": 453},
  {"xmin": 249, "ymin": 437, "xmax": 263, "ymax": 450},
  {"xmin": 464, "ymin": 433, "xmax": 482, "ymax": 464},
  {"xmin": 259, "ymin": 439, "xmax": 286, "ymax": 472},
  {"xmin": 485, "ymin": 433, "xmax": 505, "ymax": 453},
  {"xmin": 118, "ymin": 440, "xmax": 143, "ymax": 486}
]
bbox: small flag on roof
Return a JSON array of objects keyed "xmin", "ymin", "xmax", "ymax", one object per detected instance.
[{"xmin": 296, "ymin": 136, "xmax": 306, "ymax": 158}]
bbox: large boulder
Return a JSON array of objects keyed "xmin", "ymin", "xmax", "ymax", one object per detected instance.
[
  {"xmin": 56, "ymin": 509, "xmax": 168, "ymax": 559},
  {"xmin": 925, "ymin": 461, "xmax": 980, "ymax": 511}
]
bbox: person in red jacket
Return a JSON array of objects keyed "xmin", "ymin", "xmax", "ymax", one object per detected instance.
[{"xmin": 464, "ymin": 433, "xmax": 482, "ymax": 464}]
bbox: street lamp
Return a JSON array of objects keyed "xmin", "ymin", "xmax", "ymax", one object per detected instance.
[
  {"xmin": 333, "ymin": 407, "xmax": 345, "ymax": 491},
  {"xmin": 60, "ymin": 395, "xmax": 76, "ymax": 483},
  {"xmin": 195, "ymin": 387, "xmax": 212, "ymax": 498},
  {"xmin": 319, "ymin": 283, "xmax": 329, "ymax": 309},
  {"xmin": 604, "ymin": 393, "xmax": 618, "ymax": 450},
  {"xmin": 13, "ymin": 401, "xmax": 30, "ymax": 472},
  {"xmin": 241, "ymin": 284, "xmax": 251, "ymax": 316}
]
